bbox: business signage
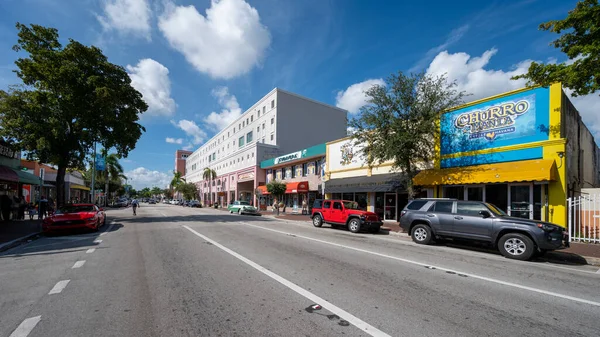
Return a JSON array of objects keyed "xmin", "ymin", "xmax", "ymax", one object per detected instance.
[
  {"xmin": 440, "ymin": 87, "xmax": 550, "ymax": 157},
  {"xmin": 274, "ymin": 150, "xmax": 303, "ymax": 165},
  {"xmin": 95, "ymin": 154, "xmax": 105, "ymax": 171},
  {"xmin": 0, "ymin": 143, "xmax": 18, "ymax": 159},
  {"xmin": 238, "ymin": 172, "xmax": 255, "ymax": 182}
]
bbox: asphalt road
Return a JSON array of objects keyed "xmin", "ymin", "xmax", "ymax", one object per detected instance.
[{"xmin": 1, "ymin": 203, "xmax": 600, "ymax": 337}]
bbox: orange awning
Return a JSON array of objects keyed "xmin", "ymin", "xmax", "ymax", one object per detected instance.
[
  {"xmin": 285, "ymin": 181, "xmax": 309, "ymax": 194},
  {"xmin": 413, "ymin": 159, "xmax": 557, "ymax": 186},
  {"xmin": 256, "ymin": 185, "xmax": 270, "ymax": 195}
]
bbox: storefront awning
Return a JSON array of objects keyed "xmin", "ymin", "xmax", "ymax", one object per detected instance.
[
  {"xmin": 256, "ymin": 185, "xmax": 270, "ymax": 195},
  {"xmin": 70, "ymin": 184, "xmax": 91, "ymax": 191},
  {"xmin": 0, "ymin": 166, "xmax": 19, "ymax": 182},
  {"xmin": 15, "ymin": 169, "xmax": 41, "ymax": 185},
  {"xmin": 285, "ymin": 181, "xmax": 309, "ymax": 194},
  {"xmin": 325, "ymin": 174, "xmax": 404, "ymax": 193},
  {"xmin": 413, "ymin": 159, "xmax": 557, "ymax": 186}
]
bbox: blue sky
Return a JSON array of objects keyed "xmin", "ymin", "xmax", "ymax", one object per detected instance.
[{"xmin": 1, "ymin": 0, "xmax": 597, "ymax": 189}]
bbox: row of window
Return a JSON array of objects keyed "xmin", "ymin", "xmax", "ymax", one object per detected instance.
[{"xmin": 266, "ymin": 160, "xmax": 323, "ymax": 183}]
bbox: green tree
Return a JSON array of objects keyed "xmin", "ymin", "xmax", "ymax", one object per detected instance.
[
  {"xmin": 266, "ymin": 180, "xmax": 287, "ymax": 214},
  {"xmin": 0, "ymin": 23, "xmax": 147, "ymax": 207},
  {"xmin": 140, "ymin": 187, "xmax": 151, "ymax": 198},
  {"xmin": 163, "ymin": 188, "xmax": 173, "ymax": 199},
  {"xmin": 129, "ymin": 188, "xmax": 138, "ymax": 198},
  {"xmin": 151, "ymin": 187, "xmax": 162, "ymax": 198},
  {"xmin": 170, "ymin": 171, "xmax": 185, "ymax": 190},
  {"xmin": 512, "ymin": 0, "xmax": 600, "ymax": 96},
  {"xmin": 100, "ymin": 149, "xmax": 124, "ymax": 206},
  {"xmin": 177, "ymin": 183, "xmax": 198, "ymax": 200},
  {"xmin": 202, "ymin": 167, "xmax": 217, "ymax": 205},
  {"xmin": 349, "ymin": 72, "xmax": 465, "ymax": 198}
]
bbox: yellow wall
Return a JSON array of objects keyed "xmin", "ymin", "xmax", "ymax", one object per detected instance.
[{"xmin": 544, "ymin": 83, "xmax": 567, "ymax": 227}]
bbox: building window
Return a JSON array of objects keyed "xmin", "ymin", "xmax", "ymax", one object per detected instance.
[
  {"xmin": 316, "ymin": 159, "xmax": 322, "ymax": 175},
  {"xmin": 302, "ymin": 163, "xmax": 308, "ymax": 176},
  {"xmin": 262, "ymin": 138, "xmax": 265, "ymax": 143},
  {"xmin": 270, "ymin": 134, "xmax": 274, "ymax": 141},
  {"xmin": 291, "ymin": 165, "xmax": 296, "ymax": 178},
  {"xmin": 239, "ymin": 136, "xmax": 244, "ymax": 148},
  {"xmin": 233, "ymin": 127, "xmax": 236, "ymax": 133},
  {"xmin": 246, "ymin": 118, "xmax": 249, "ymax": 125},
  {"xmin": 247, "ymin": 154, "xmax": 250, "ymax": 160},
  {"xmin": 257, "ymin": 126, "xmax": 260, "ymax": 133},
  {"xmin": 246, "ymin": 131, "xmax": 253, "ymax": 143},
  {"xmin": 263, "ymin": 106, "xmax": 266, "ymax": 114},
  {"xmin": 271, "ymin": 100, "xmax": 275, "ymax": 108},
  {"xmin": 285, "ymin": 167, "xmax": 291, "ymax": 179},
  {"xmin": 262, "ymin": 123, "xmax": 265, "ymax": 130},
  {"xmin": 228, "ymin": 131, "xmax": 230, "ymax": 137},
  {"xmin": 271, "ymin": 118, "xmax": 274, "ymax": 125},
  {"xmin": 242, "ymin": 121, "xmax": 245, "ymax": 127}
]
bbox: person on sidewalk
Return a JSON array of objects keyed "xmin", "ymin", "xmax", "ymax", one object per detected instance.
[
  {"xmin": 131, "ymin": 198, "xmax": 139, "ymax": 215},
  {"xmin": 38, "ymin": 196, "xmax": 48, "ymax": 220},
  {"xmin": 1, "ymin": 194, "xmax": 12, "ymax": 222},
  {"xmin": 18, "ymin": 196, "xmax": 26, "ymax": 220},
  {"xmin": 28, "ymin": 202, "xmax": 35, "ymax": 220}
]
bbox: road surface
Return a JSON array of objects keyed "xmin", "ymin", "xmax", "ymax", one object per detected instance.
[{"xmin": 1, "ymin": 203, "xmax": 600, "ymax": 337}]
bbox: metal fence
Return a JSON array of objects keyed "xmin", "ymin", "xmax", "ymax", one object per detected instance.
[{"xmin": 567, "ymin": 194, "xmax": 600, "ymax": 243}]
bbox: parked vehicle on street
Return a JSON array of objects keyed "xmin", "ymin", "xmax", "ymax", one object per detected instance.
[
  {"xmin": 399, "ymin": 199, "xmax": 569, "ymax": 261},
  {"xmin": 310, "ymin": 199, "xmax": 382, "ymax": 233},
  {"xmin": 228, "ymin": 201, "xmax": 259, "ymax": 215},
  {"xmin": 188, "ymin": 200, "xmax": 202, "ymax": 208},
  {"xmin": 42, "ymin": 203, "xmax": 106, "ymax": 234},
  {"xmin": 148, "ymin": 199, "xmax": 156, "ymax": 204}
]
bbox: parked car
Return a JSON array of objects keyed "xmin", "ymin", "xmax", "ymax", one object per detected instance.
[
  {"xmin": 148, "ymin": 199, "xmax": 156, "ymax": 204},
  {"xmin": 42, "ymin": 203, "xmax": 106, "ymax": 234},
  {"xmin": 310, "ymin": 199, "xmax": 382, "ymax": 233},
  {"xmin": 114, "ymin": 199, "xmax": 128, "ymax": 207},
  {"xmin": 188, "ymin": 200, "xmax": 202, "ymax": 208},
  {"xmin": 399, "ymin": 199, "xmax": 569, "ymax": 261},
  {"xmin": 228, "ymin": 201, "xmax": 259, "ymax": 215}
]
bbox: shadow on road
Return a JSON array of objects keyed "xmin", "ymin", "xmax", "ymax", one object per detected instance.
[{"xmin": 0, "ymin": 223, "xmax": 123, "ymax": 258}]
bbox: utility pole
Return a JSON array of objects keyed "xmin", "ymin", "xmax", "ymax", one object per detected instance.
[{"xmin": 91, "ymin": 141, "xmax": 96, "ymax": 204}]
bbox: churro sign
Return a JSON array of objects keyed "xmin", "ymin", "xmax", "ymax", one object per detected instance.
[{"xmin": 453, "ymin": 97, "xmax": 531, "ymax": 141}]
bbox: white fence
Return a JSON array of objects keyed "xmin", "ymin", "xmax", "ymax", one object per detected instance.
[{"xmin": 567, "ymin": 194, "xmax": 600, "ymax": 243}]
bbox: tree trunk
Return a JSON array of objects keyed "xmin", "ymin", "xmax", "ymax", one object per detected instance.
[
  {"xmin": 56, "ymin": 165, "xmax": 67, "ymax": 208},
  {"xmin": 104, "ymin": 170, "xmax": 109, "ymax": 207}
]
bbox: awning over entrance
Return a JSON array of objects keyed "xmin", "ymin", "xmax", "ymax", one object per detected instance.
[
  {"xmin": 256, "ymin": 185, "xmax": 270, "ymax": 195},
  {"xmin": 285, "ymin": 181, "xmax": 309, "ymax": 194},
  {"xmin": 0, "ymin": 165, "xmax": 19, "ymax": 182},
  {"xmin": 324, "ymin": 173, "xmax": 404, "ymax": 193},
  {"xmin": 413, "ymin": 159, "xmax": 557, "ymax": 186},
  {"xmin": 15, "ymin": 169, "xmax": 41, "ymax": 185},
  {"xmin": 70, "ymin": 184, "xmax": 91, "ymax": 191}
]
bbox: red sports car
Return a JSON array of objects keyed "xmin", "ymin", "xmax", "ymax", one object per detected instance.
[{"xmin": 42, "ymin": 203, "xmax": 106, "ymax": 234}]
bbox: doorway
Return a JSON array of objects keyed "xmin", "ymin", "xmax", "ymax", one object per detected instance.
[
  {"xmin": 509, "ymin": 184, "xmax": 532, "ymax": 219},
  {"xmin": 384, "ymin": 193, "xmax": 396, "ymax": 221}
]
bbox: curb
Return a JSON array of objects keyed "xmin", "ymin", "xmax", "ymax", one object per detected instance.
[{"xmin": 0, "ymin": 232, "xmax": 41, "ymax": 253}]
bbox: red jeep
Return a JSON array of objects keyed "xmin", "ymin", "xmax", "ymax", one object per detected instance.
[{"xmin": 310, "ymin": 199, "xmax": 382, "ymax": 233}]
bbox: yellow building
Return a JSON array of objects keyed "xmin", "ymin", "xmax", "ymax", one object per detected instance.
[
  {"xmin": 325, "ymin": 137, "xmax": 431, "ymax": 222},
  {"xmin": 413, "ymin": 83, "xmax": 600, "ymax": 227}
]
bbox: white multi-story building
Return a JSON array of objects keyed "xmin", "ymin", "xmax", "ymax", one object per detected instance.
[{"xmin": 186, "ymin": 88, "xmax": 347, "ymax": 206}]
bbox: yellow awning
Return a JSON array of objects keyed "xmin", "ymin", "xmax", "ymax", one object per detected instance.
[
  {"xmin": 70, "ymin": 184, "xmax": 91, "ymax": 191},
  {"xmin": 413, "ymin": 159, "xmax": 557, "ymax": 186}
]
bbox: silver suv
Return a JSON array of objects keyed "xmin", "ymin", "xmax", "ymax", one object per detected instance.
[{"xmin": 399, "ymin": 199, "xmax": 568, "ymax": 261}]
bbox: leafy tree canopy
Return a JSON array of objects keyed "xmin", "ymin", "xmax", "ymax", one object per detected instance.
[
  {"xmin": 0, "ymin": 23, "xmax": 147, "ymax": 206},
  {"xmin": 266, "ymin": 181, "xmax": 287, "ymax": 199},
  {"xmin": 512, "ymin": 0, "xmax": 600, "ymax": 96},
  {"xmin": 177, "ymin": 183, "xmax": 198, "ymax": 200},
  {"xmin": 349, "ymin": 71, "xmax": 465, "ymax": 198}
]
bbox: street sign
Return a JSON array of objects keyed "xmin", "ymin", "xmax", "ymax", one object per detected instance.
[{"xmin": 96, "ymin": 154, "xmax": 105, "ymax": 171}]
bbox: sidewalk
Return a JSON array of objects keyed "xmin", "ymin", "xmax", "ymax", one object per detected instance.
[{"xmin": 0, "ymin": 219, "xmax": 42, "ymax": 251}]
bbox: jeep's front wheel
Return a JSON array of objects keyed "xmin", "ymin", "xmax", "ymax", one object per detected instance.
[
  {"xmin": 498, "ymin": 233, "xmax": 535, "ymax": 261},
  {"xmin": 411, "ymin": 224, "xmax": 432, "ymax": 245},
  {"xmin": 312, "ymin": 214, "xmax": 323, "ymax": 227},
  {"xmin": 348, "ymin": 218, "xmax": 361, "ymax": 233}
]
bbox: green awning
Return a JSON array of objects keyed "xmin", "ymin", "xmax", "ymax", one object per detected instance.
[{"xmin": 14, "ymin": 169, "xmax": 41, "ymax": 185}]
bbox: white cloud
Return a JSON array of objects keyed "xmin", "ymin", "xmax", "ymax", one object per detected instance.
[
  {"xmin": 426, "ymin": 48, "xmax": 531, "ymax": 101},
  {"xmin": 165, "ymin": 137, "xmax": 183, "ymax": 144},
  {"xmin": 171, "ymin": 119, "xmax": 207, "ymax": 145},
  {"xmin": 158, "ymin": 0, "xmax": 271, "ymax": 79},
  {"xmin": 335, "ymin": 79, "xmax": 385, "ymax": 114},
  {"xmin": 182, "ymin": 143, "xmax": 194, "ymax": 151},
  {"xmin": 127, "ymin": 59, "xmax": 177, "ymax": 118},
  {"xmin": 97, "ymin": 0, "xmax": 152, "ymax": 40},
  {"xmin": 204, "ymin": 87, "xmax": 242, "ymax": 130},
  {"xmin": 125, "ymin": 167, "xmax": 172, "ymax": 190},
  {"xmin": 425, "ymin": 48, "xmax": 600, "ymax": 138}
]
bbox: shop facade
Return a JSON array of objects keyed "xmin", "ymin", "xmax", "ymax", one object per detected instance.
[
  {"xmin": 325, "ymin": 137, "xmax": 431, "ymax": 221},
  {"xmin": 259, "ymin": 143, "xmax": 326, "ymax": 212},
  {"xmin": 413, "ymin": 83, "xmax": 600, "ymax": 227}
]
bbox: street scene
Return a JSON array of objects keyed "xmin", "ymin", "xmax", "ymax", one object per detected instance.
[{"xmin": 1, "ymin": 0, "xmax": 600, "ymax": 336}]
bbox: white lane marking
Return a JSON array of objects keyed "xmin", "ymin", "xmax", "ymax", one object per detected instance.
[
  {"xmin": 86, "ymin": 248, "xmax": 96, "ymax": 254},
  {"xmin": 9, "ymin": 316, "xmax": 41, "ymax": 337},
  {"xmin": 538, "ymin": 262, "xmax": 600, "ymax": 275},
  {"xmin": 48, "ymin": 280, "xmax": 70, "ymax": 295},
  {"xmin": 161, "ymin": 212, "xmax": 167, "ymax": 217},
  {"xmin": 100, "ymin": 222, "xmax": 115, "ymax": 236},
  {"xmin": 110, "ymin": 220, "xmax": 116, "ymax": 224},
  {"xmin": 93, "ymin": 239, "xmax": 102, "ymax": 244},
  {"xmin": 597, "ymin": 268, "xmax": 600, "ymax": 274},
  {"xmin": 182, "ymin": 225, "xmax": 390, "ymax": 337},
  {"xmin": 240, "ymin": 222, "xmax": 600, "ymax": 308},
  {"xmin": 72, "ymin": 260, "xmax": 86, "ymax": 269}
]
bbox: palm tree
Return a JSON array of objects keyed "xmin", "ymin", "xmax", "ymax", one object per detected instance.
[
  {"xmin": 151, "ymin": 186, "xmax": 162, "ymax": 198},
  {"xmin": 202, "ymin": 167, "xmax": 217, "ymax": 206},
  {"xmin": 171, "ymin": 171, "xmax": 185, "ymax": 200},
  {"xmin": 100, "ymin": 149, "xmax": 124, "ymax": 206}
]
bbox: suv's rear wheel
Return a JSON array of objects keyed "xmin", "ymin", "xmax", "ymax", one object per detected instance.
[
  {"xmin": 348, "ymin": 218, "xmax": 361, "ymax": 233},
  {"xmin": 312, "ymin": 214, "xmax": 323, "ymax": 227},
  {"xmin": 411, "ymin": 224, "xmax": 432, "ymax": 245},
  {"xmin": 498, "ymin": 233, "xmax": 535, "ymax": 261}
]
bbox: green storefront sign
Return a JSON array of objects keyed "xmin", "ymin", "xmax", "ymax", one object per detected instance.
[{"xmin": 261, "ymin": 143, "xmax": 326, "ymax": 168}]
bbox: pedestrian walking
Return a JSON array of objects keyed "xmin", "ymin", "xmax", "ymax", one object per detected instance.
[
  {"xmin": 18, "ymin": 196, "xmax": 26, "ymax": 220},
  {"xmin": 28, "ymin": 203, "xmax": 36, "ymax": 220},
  {"xmin": 131, "ymin": 198, "xmax": 139, "ymax": 215},
  {"xmin": 38, "ymin": 196, "xmax": 48, "ymax": 220}
]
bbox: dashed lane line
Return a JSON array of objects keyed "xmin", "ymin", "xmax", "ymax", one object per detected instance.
[
  {"xmin": 86, "ymin": 248, "xmax": 96, "ymax": 254},
  {"xmin": 9, "ymin": 316, "xmax": 41, "ymax": 337},
  {"xmin": 182, "ymin": 225, "xmax": 391, "ymax": 337},
  {"xmin": 72, "ymin": 260, "xmax": 86, "ymax": 269},
  {"xmin": 93, "ymin": 239, "xmax": 102, "ymax": 244},
  {"xmin": 48, "ymin": 280, "xmax": 70, "ymax": 295}
]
